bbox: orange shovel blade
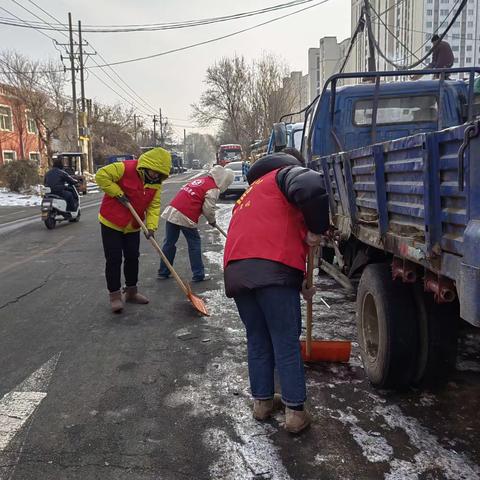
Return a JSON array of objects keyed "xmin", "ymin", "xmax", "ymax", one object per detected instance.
[
  {"xmin": 300, "ymin": 340, "xmax": 351, "ymax": 363},
  {"xmin": 185, "ymin": 284, "xmax": 209, "ymax": 316}
]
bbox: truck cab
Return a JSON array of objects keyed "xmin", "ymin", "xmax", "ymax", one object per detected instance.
[{"xmin": 304, "ymin": 78, "xmax": 473, "ymax": 161}]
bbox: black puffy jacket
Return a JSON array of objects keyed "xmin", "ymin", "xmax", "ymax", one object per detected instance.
[
  {"xmin": 44, "ymin": 167, "xmax": 77, "ymax": 194},
  {"xmin": 224, "ymin": 153, "xmax": 330, "ymax": 297}
]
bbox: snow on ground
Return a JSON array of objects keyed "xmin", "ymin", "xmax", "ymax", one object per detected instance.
[{"xmin": 0, "ymin": 188, "xmax": 42, "ymax": 207}]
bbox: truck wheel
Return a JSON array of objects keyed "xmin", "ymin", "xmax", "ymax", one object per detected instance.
[
  {"xmin": 44, "ymin": 215, "xmax": 56, "ymax": 230},
  {"xmin": 413, "ymin": 287, "xmax": 458, "ymax": 386},
  {"xmin": 356, "ymin": 263, "xmax": 418, "ymax": 389}
]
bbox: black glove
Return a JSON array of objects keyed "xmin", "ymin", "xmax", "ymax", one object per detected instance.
[
  {"xmin": 144, "ymin": 229, "xmax": 155, "ymax": 239},
  {"xmin": 209, "ymin": 221, "xmax": 217, "ymax": 228},
  {"xmin": 117, "ymin": 194, "xmax": 130, "ymax": 206}
]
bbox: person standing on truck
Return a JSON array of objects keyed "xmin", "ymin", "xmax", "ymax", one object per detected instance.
[
  {"xmin": 96, "ymin": 148, "xmax": 171, "ymax": 313},
  {"xmin": 413, "ymin": 35, "xmax": 454, "ymax": 80},
  {"xmin": 223, "ymin": 152, "xmax": 330, "ymax": 434},
  {"xmin": 44, "ymin": 157, "xmax": 79, "ymax": 212},
  {"xmin": 158, "ymin": 165, "xmax": 234, "ymax": 282}
]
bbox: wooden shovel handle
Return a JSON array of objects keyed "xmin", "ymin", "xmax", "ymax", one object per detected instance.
[
  {"xmin": 124, "ymin": 201, "xmax": 189, "ymax": 296},
  {"xmin": 305, "ymin": 247, "xmax": 316, "ymax": 358}
]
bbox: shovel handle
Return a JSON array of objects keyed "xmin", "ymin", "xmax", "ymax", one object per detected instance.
[
  {"xmin": 214, "ymin": 224, "xmax": 227, "ymax": 238},
  {"xmin": 124, "ymin": 201, "xmax": 189, "ymax": 296},
  {"xmin": 305, "ymin": 247, "xmax": 316, "ymax": 358}
]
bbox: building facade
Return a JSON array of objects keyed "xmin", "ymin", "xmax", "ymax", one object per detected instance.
[
  {"xmin": 0, "ymin": 84, "xmax": 45, "ymax": 169},
  {"xmin": 351, "ymin": 0, "xmax": 479, "ymax": 74}
]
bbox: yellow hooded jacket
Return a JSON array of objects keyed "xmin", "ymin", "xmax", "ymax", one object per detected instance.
[{"xmin": 95, "ymin": 148, "xmax": 171, "ymax": 233}]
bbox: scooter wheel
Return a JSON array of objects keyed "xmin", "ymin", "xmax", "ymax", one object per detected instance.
[{"xmin": 45, "ymin": 215, "xmax": 56, "ymax": 229}]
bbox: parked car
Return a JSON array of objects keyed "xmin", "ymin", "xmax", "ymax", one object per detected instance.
[{"xmin": 222, "ymin": 161, "xmax": 248, "ymax": 197}]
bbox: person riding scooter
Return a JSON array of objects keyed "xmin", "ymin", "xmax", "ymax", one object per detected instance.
[{"xmin": 44, "ymin": 158, "xmax": 79, "ymax": 212}]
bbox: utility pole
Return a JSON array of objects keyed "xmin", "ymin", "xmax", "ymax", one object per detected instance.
[
  {"xmin": 78, "ymin": 20, "xmax": 90, "ymax": 172},
  {"xmin": 133, "ymin": 114, "xmax": 138, "ymax": 144},
  {"xmin": 68, "ymin": 13, "xmax": 79, "ymax": 150},
  {"xmin": 159, "ymin": 108, "xmax": 163, "ymax": 146},
  {"xmin": 363, "ymin": 0, "xmax": 377, "ymax": 72},
  {"xmin": 153, "ymin": 115, "xmax": 157, "ymax": 146},
  {"xmin": 183, "ymin": 129, "xmax": 187, "ymax": 168},
  {"xmin": 86, "ymin": 99, "xmax": 94, "ymax": 172}
]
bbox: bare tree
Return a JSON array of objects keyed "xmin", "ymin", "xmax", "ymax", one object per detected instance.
[
  {"xmin": 193, "ymin": 53, "xmax": 299, "ymax": 150},
  {"xmin": 192, "ymin": 55, "xmax": 250, "ymax": 144},
  {"xmin": 0, "ymin": 51, "xmax": 69, "ymax": 166}
]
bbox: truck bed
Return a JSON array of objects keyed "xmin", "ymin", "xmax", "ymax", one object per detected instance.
[{"xmin": 310, "ymin": 122, "xmax": 480, "ymax": 326}]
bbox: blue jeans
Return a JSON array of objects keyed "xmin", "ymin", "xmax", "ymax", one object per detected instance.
[
  {"xmin": 158, "ymin": 221, "xmax": 204, "ymax": 281},
  {"xmin": 234, "ymin": 286, "xmax": 306, "ymax": 406}
]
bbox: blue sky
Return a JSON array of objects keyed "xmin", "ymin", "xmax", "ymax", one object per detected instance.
[{"xmin": 0, "ymin": 0, "xmax": 351, "ymax": 138}]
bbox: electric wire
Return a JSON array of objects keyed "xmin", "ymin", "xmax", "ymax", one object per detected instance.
[{"xmin": 1, "ymin": 0, "xmax": 317, "ymax": 33}]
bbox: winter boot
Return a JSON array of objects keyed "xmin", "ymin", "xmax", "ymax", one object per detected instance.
[
  {"xmin": 285, "ymin": 407, "xmax": 311, "ymax": 434},
  {"xmin": 253, "ymin": 394, "xmax": 283, "ymax": 421},
  {"xmin": 123, "ymin": 286, "xmax": 149, "ymax": 304},
  {"xmin": 109, "ymin": 290, "xmax": 124, "ymax": 313}
]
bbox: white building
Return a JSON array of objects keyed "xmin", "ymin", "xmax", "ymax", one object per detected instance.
[{"xmin": 351, "ymin": 0, "xmax": 479, "ymax": 74}]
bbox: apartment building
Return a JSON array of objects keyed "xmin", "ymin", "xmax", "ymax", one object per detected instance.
[
  {"xmin": 0, "ymin": 84, "xmax": 45, "ymax": 168},
  {"xmin": 351, "ymin": 0, "xmax": 479, "ymax": 74}
]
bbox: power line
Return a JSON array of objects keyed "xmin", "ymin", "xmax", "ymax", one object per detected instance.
[
  {"xmin": 24, "ymin": 0, "xmax": 158, "ymax": 116},
  {"xmin": 87, "ymin": 0, "xmax": 332, "ymax": 68},
  {"xmin": 0, "ymin": 0, "xmax": 317, "ymax": 33},
  {"xmin": 6, "ymin": 0, "xmax": 159, "ymax": 117}
]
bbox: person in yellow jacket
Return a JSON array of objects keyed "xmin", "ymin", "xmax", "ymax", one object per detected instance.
[{"xmin": 95, "ymin": 148, "xmax": 171, "ymax": 313}]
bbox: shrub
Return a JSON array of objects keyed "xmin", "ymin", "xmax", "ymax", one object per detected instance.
[{"xmin": 0, "ymin": 160, "xmax": 40, "ymax": 192}]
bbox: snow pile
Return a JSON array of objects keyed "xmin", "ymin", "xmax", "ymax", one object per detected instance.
[{"xmin": 0, "ymin": 187, "xmax": 42, "ymax": 207}]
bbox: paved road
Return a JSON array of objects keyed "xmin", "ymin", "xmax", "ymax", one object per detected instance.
[{"xmin": 0, "ymin": 170, "xmax": 479, "ymax": 479}]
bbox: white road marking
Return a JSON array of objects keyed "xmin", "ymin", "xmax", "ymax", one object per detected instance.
[{"xmin": 0, "ymin": 353, "xmax": 60, "ymax": 452}]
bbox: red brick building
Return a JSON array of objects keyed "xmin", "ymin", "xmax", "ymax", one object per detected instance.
[{"xmin": 0, "ymin": 84, "xmax": 46, "ymax": 171}]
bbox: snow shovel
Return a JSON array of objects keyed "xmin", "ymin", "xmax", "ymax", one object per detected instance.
[
  {"xmin": 300, "ymin": 247, "xmax": 351, "ymax": 363},
  {"xmin": 213, "ymin": 224, "xmax": 227, "ymax": 238},
  {"xmin": 124, "ymin": 202, "xmax": 209, "ymax": 316}
]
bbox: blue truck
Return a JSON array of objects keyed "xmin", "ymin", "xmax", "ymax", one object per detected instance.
[{"xmin": 273, "ymin": 68, "xmax": 480, "ymax": 389}]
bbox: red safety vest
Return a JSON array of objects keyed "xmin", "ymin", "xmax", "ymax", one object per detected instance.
[
  {"xmin": 99, "ymin": 160, "xmax": 156, "ymax": 229},
  {"xmin": 224, "ymin": 169, "xmax": 308, "ymax": 272},
  {"xmin": 170, "ymin": 175, "xmax": 217, "ymax": 223}
]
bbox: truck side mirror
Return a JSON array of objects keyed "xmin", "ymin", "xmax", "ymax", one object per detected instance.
[{"xmin": 272, "ymin": 123, "xmax": 287, "ymax": 152}]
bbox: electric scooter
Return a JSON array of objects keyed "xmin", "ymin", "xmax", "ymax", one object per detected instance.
[{"xmin": 41, "ymin": 184, "xmax": 81, "ymax": 229}]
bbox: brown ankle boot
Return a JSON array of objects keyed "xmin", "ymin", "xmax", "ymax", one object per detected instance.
[
  {"xmin": 109, "ymin": 290, "xmax": 124, "ymax": 313},
  {"xmin": 285, "ymin": 407, "xmax": 311, "ymax": 434},
  {"xmin": 124, "ymin": 286, "xmax": 149, "ymax": 304},
  {"xmin": 253, "ymin": 394, "xmax": 283, "ymax": 421}
]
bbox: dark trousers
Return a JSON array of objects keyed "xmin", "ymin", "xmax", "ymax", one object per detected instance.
[
  {"xmin": 53, "ymin": 188, "xmax": 76, "ymax": 211},
  {"xmin": 101, "ymin": 224, "xmax": 140, "ymax": 293},
  {"xmin": 158, "ymin": 221, "xmax": 204, "ymax": 281},
  {"xmin": 234, "ymin": 286, "xmax": 306, "ymax": 406}
]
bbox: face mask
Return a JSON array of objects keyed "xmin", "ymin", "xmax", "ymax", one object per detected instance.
[{"xmin": 143, "ymin": 169, "xmax": 166, "ymax": 184}]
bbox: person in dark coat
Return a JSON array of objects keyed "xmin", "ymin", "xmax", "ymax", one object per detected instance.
[
  {"xmin": 223, "ymin": 152, "xmax": 330, "ymax": 434},
  {"xmin": 428, "ymin": 34, "xmax": 455, "ymax": 71},
  {"xmin": 44, "ymin": 158, "xmax": 78, "ymax": 211}
]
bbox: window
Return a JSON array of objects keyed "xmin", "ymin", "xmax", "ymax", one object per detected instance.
[
  {"xmin": 0, "ymin": 105, "xmax": 13, "ymax": 131},
  {"xmin": 3, "ymin": 151, "xmax": 16, "ymax": 163},
  {"xmin": 426, "ymin": 21, "xmax": 433, "ymax": 28},
  {"xmin": 354, "ymin": 96, "xmax": 438, "ymax": 126},
  {"xmin": 467, "ymin": 45, "xmax": 473, "ymax": 51},
  {"xmin": 29, "ymin": 152, "xmax": 40, "ymax": 164},
  {"xmin": 427, "ymin": 9, "xmax": 433, "ymax": 15},
  {"xmin": 466, "ymin": 57, "xmax": 472, "ymax": 63},
  {"xmin": 26, "ymin": 113, "xmax": 38, "ymax": 134}
]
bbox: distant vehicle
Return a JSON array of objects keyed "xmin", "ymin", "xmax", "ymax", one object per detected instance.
[
  {"xmin": 266, "ymin": 122, "xmax": 303, "ymax": 155},
  {"xmin": 216, "ymin": 144, "xmax": 243, "ymax": 166},
  {"xmin": 106, "ymin": 154, "xmax": 136, "ymax": 164},
  {"xmin": 192, "ymin": 159, "xmax": 201, "ymax": 169},
  {"xmin": 222, "ymin": 161, "xmax": 247, "ymax": 196},
  {"xmin": 249, "ymin": 139, "xmax": 269, "ymax": 164},
  {"xmin": 52, "ymin": 152, "xmax": 87, "ymax": 195},
  {"xmin": 41, "ymin": 183, "xmax": 81, "ymax": 229}
]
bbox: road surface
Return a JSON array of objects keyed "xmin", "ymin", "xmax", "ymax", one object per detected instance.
[{"xmin": 0, "ymin": 170, "xmax": 479, "ymax": 479}]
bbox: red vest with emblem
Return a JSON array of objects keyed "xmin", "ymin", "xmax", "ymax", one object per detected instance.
[
  {"xmin": 99, "ymin": 160, "xmax": 156, "ymax": 229},
  {"xmin": 170, "ymin": 175, "xmax": 217, "ymax": 223},
  {"xmin": 224, "ymin": 168, "xmax": 308, "ymax": 272}
]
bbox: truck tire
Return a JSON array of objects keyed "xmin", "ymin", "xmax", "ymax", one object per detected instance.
[
  {"xmin": 413, "ymin": 287, "xmax": 458, "ymax": 386},
  {"xmin": 356, "ymin": 263, "xmax": 418, "ymax": 389}
]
